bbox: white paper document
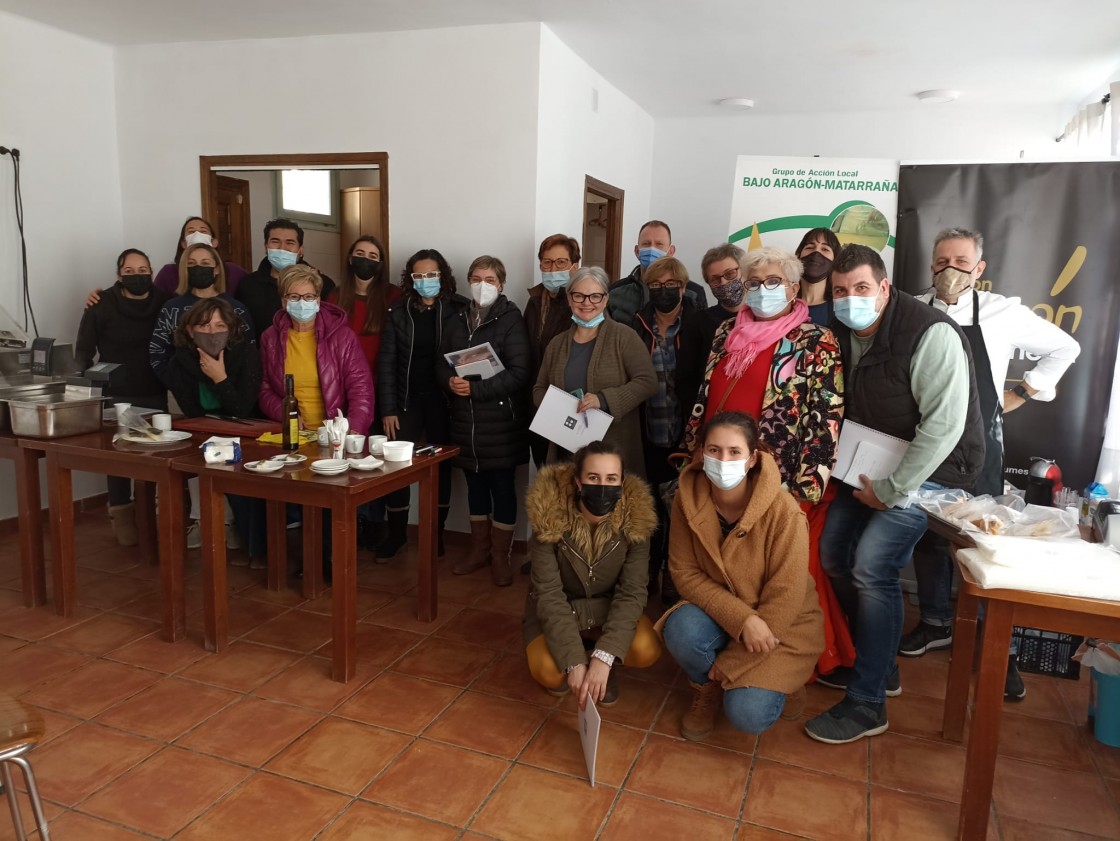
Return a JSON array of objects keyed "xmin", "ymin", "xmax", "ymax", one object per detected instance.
[
  {"xmin": 578, "ymin": 696, "xmax": 601, "ymax": 787},
  {"xmin": 529, "ymin": 385, "xmax": 613, "ymax": 453},
  {"xmin": 444, "ymin": 342, "xmax": 505, "ymax": 379},
  {"xmin": 833, "ymin": 420, "xmax": 909, "ymax": 488}
]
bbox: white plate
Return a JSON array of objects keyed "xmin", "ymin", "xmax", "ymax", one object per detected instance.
[
  {"xmin": 243, "ymin": 460, "xmax": 285, "ymax": 473},
  {"xmin": 268, "ymin": 453, "xmax": 307, "ymax": 465},
  {"xmin": 119, "ymin": 430, "xmax": 192, "ymax": 445},
  {"xmin": 348, "ymin": 457, "xmax": 384, "ymax": 471},
  {"xmin": 311, "ymin": 459, "xmax": 351, "ymax": 475}
]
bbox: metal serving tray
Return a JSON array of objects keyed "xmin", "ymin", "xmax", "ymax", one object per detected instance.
[{"xmin": 6, "ymin": 386, "xmax": 106, "ymax": 438}]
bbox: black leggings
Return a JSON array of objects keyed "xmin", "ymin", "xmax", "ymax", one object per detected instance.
[
  {"xmin": 464, "ymin": 468, "xmax": 517, "ymax": 526},
  {"xmin": 384, "ymin": 391, "xmax": 452, "ymax": 510}
]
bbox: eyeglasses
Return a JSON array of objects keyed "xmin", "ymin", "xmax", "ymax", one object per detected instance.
[
  {"xmin": 568, "ymin": 291, "xmax": 607, "ymax": 304},
  {"xmin": 540, "ymin": 258, "xmax": 571, "ymax": 271},
  {"xmin": 708, "ymin": 269, "xmax": 741, "ymax": 286},
  {"xmin": 284, "ymin": 293, "xmax": 319, "ymax": 303},
  {"xmin": 745, "ymin": 276, "xmax": 788, "ymax": 291},
  {"xmin": 468, "ymin": 276, "xmax": 500, "ymax": 285},
  {"xmin": 647, "ymin": 281, "xmax": 681, "ymax": 291},
  {"xmin": 410, "ymin": 271, "xmax": 441, "ymax": 281}
]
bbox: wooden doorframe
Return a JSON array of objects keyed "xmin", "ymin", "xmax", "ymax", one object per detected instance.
[
  {"xmin": 584, "ymin": 175, "xmax": 624, "ymax": 281},
  {"xmin": 199, "ymin": 152, "xmax": 389, "ymax": 251}
]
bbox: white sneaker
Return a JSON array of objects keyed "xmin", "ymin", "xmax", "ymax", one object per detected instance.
[
  {"xmin": 186, "ymin": 520, "xmax": 201, "ymax": 549},
  {"xmin": 225, "ymin": 523, "xmax": 242, "ymax": 550}
]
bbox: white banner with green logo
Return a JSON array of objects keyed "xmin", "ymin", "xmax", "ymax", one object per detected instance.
[{"xmin": 728, "ymin": 156, "xmax": 899, "ymax": 267}]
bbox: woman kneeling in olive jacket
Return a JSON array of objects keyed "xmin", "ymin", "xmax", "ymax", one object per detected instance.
[{"xmin": 523, "ymin": 441, "xmax": 661, "ymax": 708}]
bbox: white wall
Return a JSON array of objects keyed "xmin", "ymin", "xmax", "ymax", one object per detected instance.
[
  {"xmin": 650, "ymin": 103, "xmax": 1063, "ymax": 279},
  {"xmin": 0, "ymin": 12, "xmax": 125, "ymax": 517},
  {"xmin": 534, "ymin": 25, "xmax": 654, "ymax": 283}
]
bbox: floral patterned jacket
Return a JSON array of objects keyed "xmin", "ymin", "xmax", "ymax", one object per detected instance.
[{"xmin": 682, "ymin": 319, "xmax": 843, "ymax": 504}]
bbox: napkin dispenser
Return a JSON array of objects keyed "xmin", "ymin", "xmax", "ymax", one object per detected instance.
[{"xmin": 1091, "ymin": 499, "xmax": 1120, "ymax": 547}]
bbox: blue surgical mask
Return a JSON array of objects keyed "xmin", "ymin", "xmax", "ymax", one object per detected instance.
[
  {"xmin": 745, "ymin": 286, "xmax": 791, "ymax": 318},
  {"xmin": 541, "ymin": 271, "xmax": 569, "ymax": 293},
  {"xmin": 638, "ymin": 247, "xmax": 666, "ymax": 270},
  {"xmin": 414, "ymin": 278, "xmax": 442, "ymax": 299},
  {"xmin": 267, "ymin": 248, "xmax": 299, "ymax": 271},
  {"xmin": 571, "ymin": 312, "xmax": 606, "ymax": 329},
  {"xmin": 286, "ymin": 299, "xmax": 319, "ymax": 323},
  {"xmin": 833, "ymin": 294, "xmax": 881, "ymax": 331}
]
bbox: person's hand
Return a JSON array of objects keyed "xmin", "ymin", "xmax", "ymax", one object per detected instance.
[
  {"xmin": 1002, "ymin": 389, "xmax": 1028, "ymax": 414},
  {"xmin": 449, "ymin": 376, "xmax": 472, "ymax": 397},
  {"xmin": 577, "ymin": 658, "xmax": 612, "ymax": 710},
  {"xmin": 566, "ymin": 664, "xmax": 587, "ymax": 697},
  {"xmin": 383, "ymin": 415, "xmax": 400, "ymax": 439},
  {"xmin": 576, "ymin": 393, "xmax": 600, "ymax": 413},
  {"xmin": 85, "ymin": 287, "xmax": 103, "ymax": 309},
  {"xmin": 853, "ymin": 474, "xmax": 886, "ymax": 510},
  {"xmin": 197, "ymin": 349, "xmax": 227, "ymax": 384},
  {"xmin": 740, "ymin": 614, "xmax": 779, "ymax": 654}
]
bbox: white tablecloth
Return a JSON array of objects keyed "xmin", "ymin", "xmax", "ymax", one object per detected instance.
[{"xmin": 957, "ymin": 535, "xmax": 1120, "ymax": 602}]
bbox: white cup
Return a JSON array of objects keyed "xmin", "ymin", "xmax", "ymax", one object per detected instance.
[
  {"xmin": 152, "ymin": 413, "xmax": 173, "ymax": 432},
  {"xmin": 317, "ymin": 426, "xmax": 330, "ymax": 447},
  {"xmin": 368, "ymin": 434, "xmax": 388, "ymax": 455},
  {"xmin": 345, "ymin": 433, "xmax": 365, "ymax": 454},
  {"xmin": 113, "ymin": 403, "xmax": 131, "ymax": 427}
]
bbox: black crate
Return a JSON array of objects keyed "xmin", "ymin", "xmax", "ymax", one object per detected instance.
[{"xmin": 1012, "ymin": 626, "xmax": 1083, "ymax": 680}]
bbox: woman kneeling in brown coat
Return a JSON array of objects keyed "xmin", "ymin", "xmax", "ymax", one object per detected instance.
[
  {"xmin": 523, "ymin": 441, "xmax": 661, "ymax": 708},
  {"xmin": 661, "ymin": 411, "xmax": 824, "ymax": 737}
]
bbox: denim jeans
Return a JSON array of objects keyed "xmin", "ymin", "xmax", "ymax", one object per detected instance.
[
  {"xmin": 662, "ymin": 603, "xmax": 786, "ymax": 734},
  {"xmin": 820, "ymin": 483, "xmax": 934, "ymax": 704}
]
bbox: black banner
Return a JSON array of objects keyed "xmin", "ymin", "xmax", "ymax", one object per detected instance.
[{"xmin": 895, "ymin": 162, "xmax": 1120, "ymax": 491}]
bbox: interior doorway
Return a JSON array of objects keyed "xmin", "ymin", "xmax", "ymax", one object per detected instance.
[
  {"xmin": 582, "ymin": 175, "xmax": 624, "ymax": 281},
  {"xmin": 214, "ymin": 176, "xmax": 253, "ymax": 271}
]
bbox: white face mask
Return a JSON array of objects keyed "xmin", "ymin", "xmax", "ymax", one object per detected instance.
[
  {"xmin": 471, "ymin": 282, "xmax": 499, "ymax": 308},
  {"xmin": 703, "ymin": 455, "xmax": 748, "ymax": 490},
  {"xmin": 184, "ymin": 231, "xmax": 213, "ymax": 248}
]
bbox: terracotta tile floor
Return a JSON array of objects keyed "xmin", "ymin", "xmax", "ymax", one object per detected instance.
[{"xmin": 2, "ymin": 511, "xmax": 1119, "ymax": 840}]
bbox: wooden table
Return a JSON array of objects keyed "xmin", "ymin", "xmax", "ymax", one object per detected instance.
[
  {"xmin": 0, "ymin": 433, "xmax": 45, "ymax": 607},
  {"xmin": 22, "ymin": 428, "xmax": 198, "ymax": 641},
  {"xmin": 173, "ymin": 443, "xmax": 458, "ymax": 682},
  {"xmin": 942, "ymin": 555, "xmax": 1120, "ymax": 840}
]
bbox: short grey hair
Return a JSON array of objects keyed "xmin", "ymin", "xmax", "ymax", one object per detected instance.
[
  {"xmin": 933, "ymin": 227, "xmax": 984, "ymax": 261},
  {"xmin": 740, "ymin": 246, "xmax": 803, "ymax": 285},
  {"xmin": 700, "ymin": 242, "xmax": 746, "ymax": 278},
  {"xmin": 567, "ymin": 265, "xmax": 611, "ymax": 295}
]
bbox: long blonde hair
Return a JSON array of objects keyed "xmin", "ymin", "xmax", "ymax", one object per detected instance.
[{"xmin": 176, "ymin": 243, "xmax": 228, "ymax": 295}]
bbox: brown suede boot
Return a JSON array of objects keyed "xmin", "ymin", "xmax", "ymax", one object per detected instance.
[
  {"xmin": 680, "ymin": 680, "xmax": 723, "ymax": 741},
  {"xmin": 453, "ymin": 516, "xmax": 491, "ymax": 575},
  {"xmin": 108, "ymin": 503, "xmax": 139, "ymax": 547},
  {"xmin": 781, "ymin": 686, "xmax": 807, "ymax": 721},
  {"xmin": 489, "ymin": 523, "xmax": 514, "ymax": 586}
]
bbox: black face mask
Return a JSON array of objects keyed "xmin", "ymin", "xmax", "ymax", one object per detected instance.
[
  {"xmin": 349, "ymin": 256, "xmax": 381, "ymax": 281},
  {"xmin": 578, "ymin": 482, "xmax": 622, "ymax": 517},
  {"xmin": 800, "ymin": 252, "xmax": 833, "ymax": 282},
  {"xmin": 650, "ymin": 287, "xmax": 682, "ymax": 313},
  {"xmin": 119, "ymin": 274, "xmax": 153, "ymax": 296},
  {"xmin": 187, "ymin": 266, "xmax": 217, "ymax": 290}
]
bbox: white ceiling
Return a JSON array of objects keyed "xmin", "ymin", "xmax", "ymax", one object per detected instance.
[{"xmin": 3, "ymin": 0, "xmax": 1118, "ymax": 118}]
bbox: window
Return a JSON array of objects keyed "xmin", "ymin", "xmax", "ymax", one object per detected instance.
[{"xmin": 275, "ymin": 169, "xmax": 339, "ymax": 230}]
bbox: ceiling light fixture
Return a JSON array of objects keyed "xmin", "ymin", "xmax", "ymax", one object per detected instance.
[
  {"xmin": 718, "ymin": 97, "xmax": 755, "ymax": 110},
  {"xmin": 916, "ymin": 89, "xmax": 959, "ymax": 104}
]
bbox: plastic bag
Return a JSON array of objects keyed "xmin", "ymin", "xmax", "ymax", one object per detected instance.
[{"xmin": 1073, "ymin": 639, "xmax": 1120, "ymax": 676}]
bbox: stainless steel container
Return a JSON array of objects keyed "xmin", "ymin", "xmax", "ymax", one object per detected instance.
[
  {"xmin": 0, "ymin": 382, "xmax": 68, "ymax": 432},
  {"xmin": 7, "ymin": 386, "xmax": 106, "ymax": 438}
]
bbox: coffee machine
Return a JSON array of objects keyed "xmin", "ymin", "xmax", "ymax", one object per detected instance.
[{"xmin": 1025, "ymin": 457, "xmax": 1063, "ymax": 507}]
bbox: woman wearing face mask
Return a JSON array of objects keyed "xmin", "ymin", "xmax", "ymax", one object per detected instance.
[
  {"xmin": 795, "ymin": 227, "xmax": 842, "ymax": 326},
  {"xmin": 375, "ymin": 250, "xmax": 466, "ymax": 561},
  {"xmin": 164, "ymin": 298, "xmax": 266, "ymax": 562},
  {"xmin": 682, "ymin": 247, "xmax": 852, "ymax": 679},
  {"xmin": 436, "ymin": 256, "xmax": 531, "ymax": 585},
  {"xmin": 630, "ymin": 256, "xmax": 696, "ymax": 594},
  {"xmin": 149, "ymin": 243, "xmax": 256, "ymax": 382},
  {"xmin": 523, "ymin": 441, "xmax": 661, "ymax": 707},
  {"xmin": 533, "ymin": 267, "xmax": 657, "ymax": 479},
  {"xmin": 75, "ymin": 248, "xmax": 172, "ymax": 546},
  {"xmin": 525, "ymin": 234, "xmax": 580, "ymax": 468},
  {"xmin": 153, "ymin": 216, "xmax": 248, "ymax": 297},
  {"xmin": 660, "ymin": 412, "xmax": 824, "ymax": 737}
]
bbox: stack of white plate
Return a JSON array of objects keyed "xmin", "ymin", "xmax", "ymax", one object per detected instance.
[{"xmin": 310, "ymin": 458, "xmax": 350, "ymax": 475}]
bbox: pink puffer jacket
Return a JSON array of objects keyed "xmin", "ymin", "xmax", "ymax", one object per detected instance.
[{"xmin": 259, "ymin": 301, "xmax": 374, "ymax": 434}]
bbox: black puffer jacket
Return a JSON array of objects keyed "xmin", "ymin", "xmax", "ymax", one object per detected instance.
[
  {"xmin": 436, "ymin": 295, "xmax": 532, "ymax": 472},
  {"xmin": 378, "ymin": 294, "xmax": 469, "ymax": 417},
  {"xmin": 162, "ymin": 337, "xmax": 262, "ymax": 419}
]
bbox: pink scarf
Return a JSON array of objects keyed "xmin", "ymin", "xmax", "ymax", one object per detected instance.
[{"xmin": 722, "ymin": 299, "xmax": 809, "ymax": 379}]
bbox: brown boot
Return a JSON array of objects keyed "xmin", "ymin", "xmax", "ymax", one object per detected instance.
[
  {"xmin": 453, "ymin": 516, "xmax": 491, "ymax": 575},
  {"xmin": 108, "ymin": 503, "xmax": 139, "ymax": 547},
  {"xmin": 680, "ymin": 679, "xmax": 723, "ymax": 741},
  {"xmin": 490, "ymin": 523, "xmax": 514, "ymax": 586},
  {"xmin": 781, "ymin": 686, "xmax": 806, "ymax": 721}
]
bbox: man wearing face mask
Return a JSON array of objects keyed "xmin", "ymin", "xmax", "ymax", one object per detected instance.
[
  {"xmin": 898, "ymin": 228, "xmax": 1080, "ymax": 699},
  {"xmin": 607, "ymin": 220, "xmax": 708, "ymax": 328},
  {"xmin": 236, "ymin": 218, "xmax": 335, "ymax": 341},
  {"xmin": 805, "ymin": 244, "xmax": 984, "ymax": 745}
]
